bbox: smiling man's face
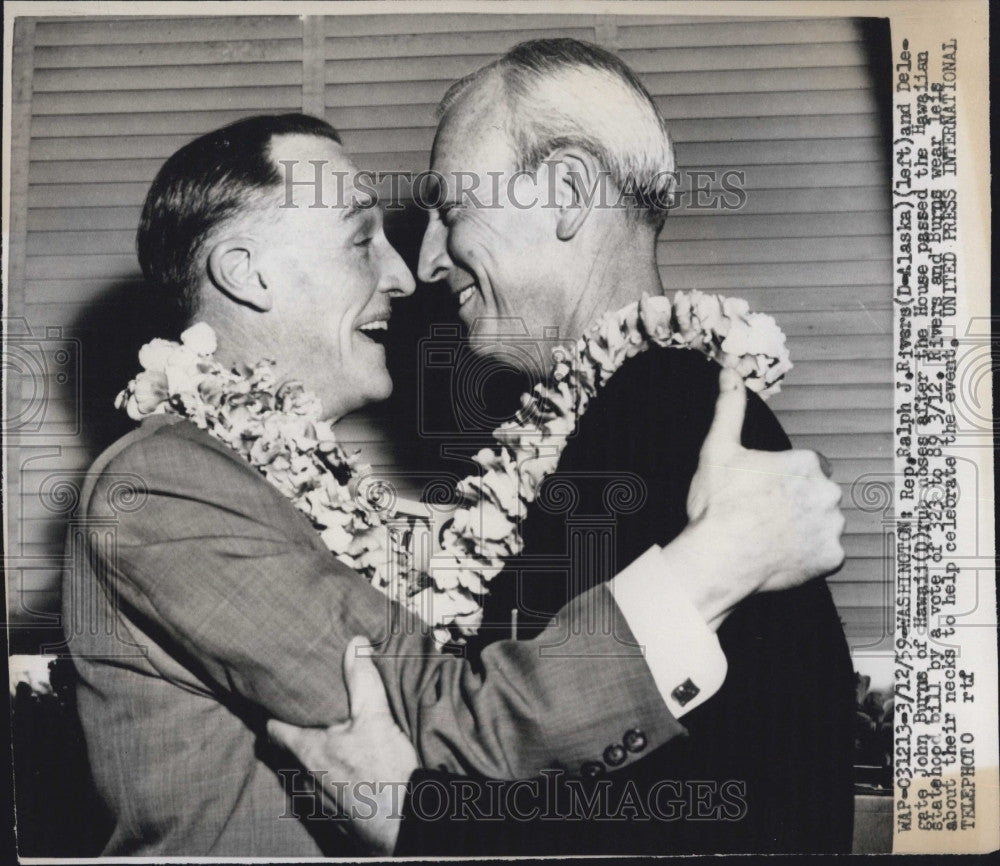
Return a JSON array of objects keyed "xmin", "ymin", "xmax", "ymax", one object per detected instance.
[
  {"xmin": 249, "ymin": 134, "xmax": 415, "ymax": 419},
  {"xmin": 417, "ymin": 97, "xmax": 573, "ymax": 355}
]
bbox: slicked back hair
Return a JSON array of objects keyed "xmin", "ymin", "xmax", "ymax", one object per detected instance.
[
  {"xmin": 136, "ymin": 113, "xmax": 342, "ymax": 320},
  {"xmin": 439, "ymin": 38, "xmax": 676, "ymax": 230}
]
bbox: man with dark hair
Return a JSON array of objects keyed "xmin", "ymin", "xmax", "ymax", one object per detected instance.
[
  {"xmin": 270, "ymin": 39, "xmax": 855, "ymax": 855},
  {"xmin": 65, "ymin": 110, "xmax": 845, "ymax": 856},
  {"xmin": 136, "ymin": 113, "xmax": 344, "ymax": 320}
]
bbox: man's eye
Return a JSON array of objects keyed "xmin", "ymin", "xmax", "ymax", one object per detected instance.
[{"xmin": 354, "ymin": 235, "xmax": 374, "ymax": 248}]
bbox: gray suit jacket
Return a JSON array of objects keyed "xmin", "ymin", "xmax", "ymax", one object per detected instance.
[{"xmin": 63, "ymin": 415, "xmax": 684, "ymax": 855}]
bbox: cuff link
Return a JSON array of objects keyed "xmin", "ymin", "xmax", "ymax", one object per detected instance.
[
  {"xmin": 671, "ymin": 678, "xmax": 700, "ymax": 707},
  {"xmin": 623, "ymin": 728, "xmax": 647, "ymax": 753},
  {"xmin": 603, "ymin": 744, "xmax": 627, "ymax": 766},
  {"xmin": 580, "ymin": 760, "xmax": 606, "ymax": 779}
]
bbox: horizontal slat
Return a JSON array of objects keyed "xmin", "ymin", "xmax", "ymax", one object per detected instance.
[
  {"xmin": 28, "ymin": 230, "xmax": 137, "ymax": 256},
  {"xmin": 34, "ymin": 38, "xmax": 303, "ymax": 68},
  {"xmin": 326, "ymin": 54, "xmax": 493, "ymax": 85},
  {"xmin": 673, "ymin": 137, "xmax": 886, "ymax": 167},
  {"xmin": 661, "ymin": 211, "xmax": 889, "ymax": 240},
  {"xmin": 26, "ymin": 280, "xmax": 143, "ymax": 304},
  {"xmin": 30, "ymin": 158, "xmax": 165, "ymax": 185},
  {"xmin": 658, "ymin": 260, "xmax": 892, "ymax": 290},
  {"xmin": 27, "ymin": 255, "xmax": 141, "ymax": 280},
  {"xmin": 621, "ymin": 41, "xmax": 868, "ymax": 74},
  {"xmin": 776, "ymin": 408, "xmax": 892, "ymax": 435},
  {"xmin": 34, "ymin": 61, "xmax": 302, "ymax": 93},
  {"xmin": 711, "ymin": 286, "xmax": 893, "ymax": 314},
  {"xmin": 27, "ymin": 183, "xmax": 147, "ymax": 208},
  {"xmin": 32, "ymin": 86, "xmax": 302, "ymax": 115},
  {"xmin": 841, "ymin": 507, "xmax": 894, "ymax": 536},
  {"xmin": 780, "ymin": 360, "xmax": 891, "ymax": 386},
  {"xmin": 323, "ymin": 14, "xmax": 594, "ymax": 38},
  {"xmin": 840, "ymin": 535, "xmax": 894, "ymax": 559},
  {"xmin": 33, "ymin": 16, "xmax": 303, "ymax": 46},
  {"xmin": 672, "ymin": 113, "xmax": 882, "ymax": 143},
  {"xmin": 655, "ymin": 90, "xmax": 876, "ymax": 120},
  {"xmin": 639, "ymin": 65, "xmax": 873, "ymax": 97},
  {"xmin": 325, "ymin": 26, "xmax": 595, "ymax": 61},
  {"xmin": 615, "ymin": 17, "xmax": 858, "ymax": 49},
  {"xmin": 766, "ymin": 385, "xmax": 891, "ymax": 411},
  {"xmin": 771, "ymin": 309, "xmax": 891, "ymax": 336},
  {"xmin": 676, "ymin": 186, "xmax": 888, "ymax": 216},
  {"xmin": 29, "ymin": 206, "xmax": 142, "ymax": 231},
  {"xmin": 33, "ymin": 110, "xmax": 297, "ymax": 140},
  {"xmin": 791, "ymin": 434, "xmax": 892, "ymax": 460},
  {"xmin": 827, "ymin": 559, "xmax": 891, "ymax": 588},
  {"xmin": 653, "ymin": 234, "xmax": 889, "ymax": 267},
  {"xmin": 830, "ymin": 582, "xmax": 891, "ymax": 609},
  {"xmin": 841, "ymin": 608, "xmax": 893, "ymax": 640},
  {"xmin": 829, "ymin": 458, "xmax": 893, "ymax": 484}
]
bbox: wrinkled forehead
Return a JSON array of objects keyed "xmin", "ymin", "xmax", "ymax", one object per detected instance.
[
  {"xmin": 266, "ymin": 131, "xmax": 373, "ymax": 211},
  {"xmin": 431, "ymin": 86, "xmax": 518, "ymax": 178}
]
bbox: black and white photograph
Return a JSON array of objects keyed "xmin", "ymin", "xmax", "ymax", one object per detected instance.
[{"xmin": 2, "ymin": 1, "xmax": 995, "ymax": 859}]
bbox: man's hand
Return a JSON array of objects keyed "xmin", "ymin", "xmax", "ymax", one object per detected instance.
[
  {"xmin": 267, "ymin": 636, "xmax": 418, "ymax": 855},
  {"xmin": 663, "ymin": 368, "xmax": 845, "ymax": 625}
]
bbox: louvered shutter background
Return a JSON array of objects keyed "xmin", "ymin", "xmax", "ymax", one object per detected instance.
[{"xmin": 5, "ymin": 13, "xmax": 892, "ymax": 651}]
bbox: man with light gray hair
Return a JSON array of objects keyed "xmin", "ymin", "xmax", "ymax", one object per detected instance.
[{"xmin": 269, "ymin": 38, "xmax": 855, "ymax": 855}]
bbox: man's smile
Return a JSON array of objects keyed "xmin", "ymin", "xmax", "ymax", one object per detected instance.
[
  {"xmin": 356, "ymin": 313, "xmax": 391, "ymax": 345},
  {"xmin": 455, "ymin": 285, "xmax": 476, "ymax": 308}
]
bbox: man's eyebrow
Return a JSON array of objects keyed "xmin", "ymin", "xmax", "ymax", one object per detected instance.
[{"xmin": 338, "ymin": 195, "xmax": 379, "ymax": 221}]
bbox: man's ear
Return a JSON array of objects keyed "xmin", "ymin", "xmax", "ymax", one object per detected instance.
[
  {"xmin": 206, "ymin": 237, "xmax": 272, "ymax": 312},
  {"xmin": 545, "ymin": 148, "xmax": 601, "ymax": 242}
]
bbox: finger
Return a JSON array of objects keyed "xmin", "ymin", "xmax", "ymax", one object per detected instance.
[
  {"xmin": 267, "ymin": 718, "xmax": 314, "ymax": 759},
  {"xmin": 343, "ymin": 635, "xmax": 391, "ymax": 719},
  {"xmin": 700, "ymin": 367, "xmax": 747, "ymax": 461}
]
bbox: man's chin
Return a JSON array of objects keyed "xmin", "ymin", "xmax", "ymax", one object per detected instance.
[{"xmin": 322, "ymin": 371, "xmax": 393, "ymax": 421}]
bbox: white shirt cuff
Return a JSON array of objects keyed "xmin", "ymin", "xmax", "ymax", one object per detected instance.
[{"xmin": 607, "ymin": 545, "xmax": 728, "ymax": 718}]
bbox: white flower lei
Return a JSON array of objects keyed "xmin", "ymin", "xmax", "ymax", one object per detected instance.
[{"xmin": 117, "ymin": 291, "xmax": 791, "ymax": 644}]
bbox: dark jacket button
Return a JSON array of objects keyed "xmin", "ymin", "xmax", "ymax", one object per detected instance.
[
  {"xmin": 623, "ymin": 728, "xmax": 647, "ymax": 753},
  {"xmin": 603, "ymin": 744, "xmax": 627, "ymax": 766},
  {"xmin": 580, "ymin": 760, "xmax": 605, "ymax": 778}
]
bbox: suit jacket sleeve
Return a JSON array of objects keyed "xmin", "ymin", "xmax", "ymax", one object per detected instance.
[
  {"xmin": 392, "ymin": 349, "xmax": 828, "ymax": 856},
  {"xmin": 83, "ymin": 419, "xmax": 685, "ymax": 781}
]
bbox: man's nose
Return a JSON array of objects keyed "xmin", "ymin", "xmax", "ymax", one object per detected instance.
[
  {"xmin": 378, "ymin": 241, "xmax": 416, "ymax": 297},
  {"xmin": 417, "ymin": 219, "xmax": 451, "ymax": 284}
]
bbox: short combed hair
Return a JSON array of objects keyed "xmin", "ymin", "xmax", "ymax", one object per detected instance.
[
  {"xmin": 439, "ymin": 38, "xmax": 676, "ymax": 229},
  {"xmin": 137, "ymin": 113, "xmax": 342, "ymax": 319}
]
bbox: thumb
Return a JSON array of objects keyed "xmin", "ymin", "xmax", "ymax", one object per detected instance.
[
  {"xmin": 343, "ymin": 635, "xmax": 390, "ymax": 719},
  {"xmin": 701, "ymin": 367, "xmax": 747, "ymax": 460},
  {"xmin": 267, "ymin": 718, "xmax": 318, "ymax": 761}
]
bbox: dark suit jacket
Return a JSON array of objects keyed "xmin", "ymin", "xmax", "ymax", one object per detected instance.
[
  {"xmin": 63, "ymin": 414, "xmax": 689, "ymax": 856},
  {"xmin": 396, "ymin": 348, "xmax": 856, "ymax": 854}
]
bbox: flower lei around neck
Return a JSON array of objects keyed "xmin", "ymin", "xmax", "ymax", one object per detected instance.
[{"xmin": 117, "ymin": 291, "xmax": 792, "ymax": 644}]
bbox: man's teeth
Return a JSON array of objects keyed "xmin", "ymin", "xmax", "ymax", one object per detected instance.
[
  {"xmin": 457, "ymin": 287, "xmax": 475, "ymax": 307},
  {"xmin": 358, "ymin": 320, "xmax": 388, "ymax": 332}
]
